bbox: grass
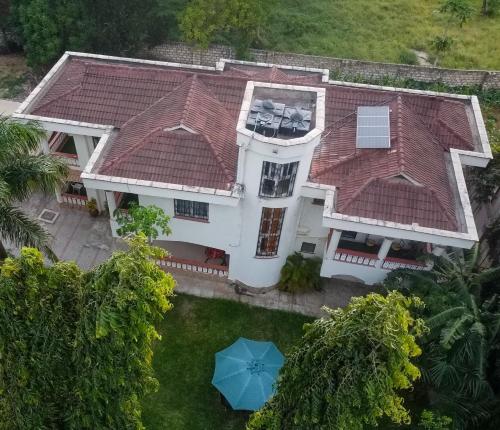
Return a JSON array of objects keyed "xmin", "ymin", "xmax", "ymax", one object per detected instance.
[
  {"xmin": 142, "ymin": 294, "xmax": 312, "ymax": 430},
  {"xmin": 261, "ymin": 0, "xmax": 500, "ymax": 69},
  {"xmin": 167, "ymin": 0, "xmax": 500, "ymax": 69}
]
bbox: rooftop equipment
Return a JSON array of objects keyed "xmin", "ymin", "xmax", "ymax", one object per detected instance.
[
  {"xmin": 246, "ymin": 99, "xmax": 285, "ymax": 137},
  {"xmin": 246, "ymin": 98, "xmax": 313, "ymax": 138},
  {"xmin": 356, "ymin": 106, "xmax": 391, "ymax": 149}
]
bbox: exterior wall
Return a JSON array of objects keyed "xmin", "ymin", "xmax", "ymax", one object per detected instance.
[
  {"xmin": 320, "ymin": 260, "xmax": 389, "ymax": 285},
  {"xmin": 294, "ymin": 197, "xmax": 329, "ymax": 258},
  {"xmin": 144, "ymin": 42, "xmax": 500, "ymax": 89}
]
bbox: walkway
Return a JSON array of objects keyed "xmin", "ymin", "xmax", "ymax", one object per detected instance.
[{"xmin": 12, "ymin": 193, "xmax": 379, "ymax": 317}]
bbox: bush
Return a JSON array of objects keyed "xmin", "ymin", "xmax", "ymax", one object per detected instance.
[
  {"xmin": 278, "ymin": 252, "xmax": 322, "ymax": 293},
  {"xmin": 399, "ymin": 49, "xmax": 418, "ymax": 65}
]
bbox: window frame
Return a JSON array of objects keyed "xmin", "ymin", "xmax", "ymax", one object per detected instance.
[
  {"xmin": 174, "ymin": 199, "xmax": 209, "ymax": 221},
  {"xmin": 259, "ymin": 161, "xmax": 299, "ymax": 198},
  {"xmin": 256, "ymin": 207, "xmax": 286, "ymax": 257}
]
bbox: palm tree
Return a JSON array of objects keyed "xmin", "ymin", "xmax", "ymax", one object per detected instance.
[
  {"xmin": 385, "ymin": 246, "xmax": 500, "ymax": 429},
  {"xmin": 0, "ymin": 116, "xmax": 68, "ymax": 260}
]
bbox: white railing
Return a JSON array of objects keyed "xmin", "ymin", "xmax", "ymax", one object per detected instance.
[
  {"xmin": 382, "ymin": 256, "xmax": 430, "ymax": 271},
  {"xmin": 60, "ymin": 193, "xmax": 88, "ymax": 208},
  {"xmin": 333, "ymin": 248, "xmax": 378, "ymax": 266},
  {"xmin": 157, "ymin": 256, "xmax": 228, "ymax": 277}
]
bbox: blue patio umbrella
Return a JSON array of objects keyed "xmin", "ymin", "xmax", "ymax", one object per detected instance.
[{"xmin": 212, "ymin": 337, "xmax": 285, "ymax": 411}]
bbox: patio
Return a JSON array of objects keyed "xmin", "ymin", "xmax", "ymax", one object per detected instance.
[{"xmin": 11, "ymin": 193, "xmax": 379, "ymax": 317}]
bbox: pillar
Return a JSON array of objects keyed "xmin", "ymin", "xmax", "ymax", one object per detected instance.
[
  {"xmin": 105, "ymin": 191, "xmax": 117, "ymax": 216},
  {"xmin": 375, "ymin": 238, "xmax": 392, "ymax": 268},
  {"xmin": 325, "ymin": 229, "xmax": 342, "ymax": 260}
]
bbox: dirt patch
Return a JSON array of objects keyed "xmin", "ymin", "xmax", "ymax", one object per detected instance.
[{"xmin": 0, "ymin": 54, "xmax": 37, "ymax": 100}]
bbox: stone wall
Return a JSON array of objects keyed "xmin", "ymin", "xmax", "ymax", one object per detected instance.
[{"xmin": 144, "ymin": 42, "xmax": 500, "ymax": 90}]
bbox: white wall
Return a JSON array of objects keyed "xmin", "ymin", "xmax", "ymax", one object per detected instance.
[
  {"xmin": 320, "ymin": 259, "xmax": 389, "ymax": 285},
  {"xmin": 294, "ymin": 197, "xmax": 329, "ymax": 257}
]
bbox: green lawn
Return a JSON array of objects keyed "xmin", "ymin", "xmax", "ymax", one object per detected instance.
[
  {"xmin": 263, "ymin": 0, "xmax": 500, "ymax": 70},
  {"xmin": 164, "ymin": 0, "xmax": 500, "ymax": 70},
  {"xmin": 142, "ymin": 294, "xmax": 312, "ymax": 430}
]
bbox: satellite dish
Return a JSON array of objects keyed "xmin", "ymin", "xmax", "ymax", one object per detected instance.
[{"xmin": 262, "ymin": 99, "xmax": 274, "ymax": 110}]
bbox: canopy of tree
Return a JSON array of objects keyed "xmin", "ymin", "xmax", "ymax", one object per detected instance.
[
  {"xmin": 0, "ymin": 235, "xmax": 175, "ymax": 429},
  {"xmin": 247, "ymin": 291, "xmax": 425, "ymax": 430},
  {"xmin": 385, "ymin": 246, "xmax": 500, "ymax": 430}
]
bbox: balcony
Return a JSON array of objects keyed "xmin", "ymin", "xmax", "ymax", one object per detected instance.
[
  {"xmin": 322, "ymin": 233, "xmax": 432, "ymax": 284},
  {"xmin": 155, "ymin": 241, "xmax": 229, "ymax": 278},
  {"xmin": 60, "ymin": 181, "xmax": 88, "ymax": 209},
  {"xmin": 49, "ymin": 132, "xmax": 79, "ymax": 167}
]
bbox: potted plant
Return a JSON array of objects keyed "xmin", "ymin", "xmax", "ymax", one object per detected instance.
[{"xmin": 86, "ymin": 198, "xmax": 99, "ymax": 217}]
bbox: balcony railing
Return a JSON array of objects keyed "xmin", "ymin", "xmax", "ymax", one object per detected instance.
[
  {"xmin": 332, "ymin": 247, "xmax": 430, "ymax": 271},
  {"xmin": 52, "ymin": 151, "xmax": 79, "ymax": 167},
  {"xmin": 61, "ymin": 193, "xmax": 88, "ymax": 208},
  {"xmin": 382, "ymin": 256, "xmax": 429, "ymax": 271},
  {"xmin": 333, "ymin": 247, "xmax": 378, "ymax": 266},
  {"xmin": 157, "ymin": 256, "xmax": 228, "ymax": 277}
]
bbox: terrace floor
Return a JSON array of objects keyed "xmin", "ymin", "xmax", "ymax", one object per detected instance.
[{"xmin": 11, "ymin": 193, "xmax": 380, "ymax": 317}]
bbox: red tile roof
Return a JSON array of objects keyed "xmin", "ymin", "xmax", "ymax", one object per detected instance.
[{"xmin": 29, "ymin": 56, "xmax": 477, "ymax": 231}]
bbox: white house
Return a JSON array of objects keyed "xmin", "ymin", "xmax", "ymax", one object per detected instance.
[{"xmin": 13, "ymin": 52, "xmax": 492, "ymax": 287}]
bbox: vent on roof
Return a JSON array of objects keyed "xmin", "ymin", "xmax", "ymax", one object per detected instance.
[{"xmin": 356, "ymin": 106, "xmax": 390, "ymax": 149}]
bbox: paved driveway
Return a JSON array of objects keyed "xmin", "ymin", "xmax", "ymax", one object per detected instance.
[
  {"xmin": 0, "ymin": 99, "xmax": 20, "ymax": 115},
  {"xmin": 9, "ymin": 193, "xmax": 124, "ymax": 269}
]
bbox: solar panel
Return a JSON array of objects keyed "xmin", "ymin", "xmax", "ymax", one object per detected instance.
[{"xmin": 356, "ymin": 106, "xmax": 391, "ymax": 149}]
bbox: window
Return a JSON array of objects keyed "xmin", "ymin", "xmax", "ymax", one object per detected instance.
[
  {"xmin": 256, "ymin": 207, "xmax": 286, "ymax": 257},
  {"xmin": 174, "ymin": 199, "xmax": 209, "ymax": 221},
  {"xmin": 259, "ymin": 161, "xmax": 298, "ymax": 198},
  {"xmin": 341, "ymin": 230, "xmax": 357, "ymax": 240},
  {"xmin": 312, "ymin": 198, "xmax": 325, "ymax": 206},
  {"xmin": 300, "ymin": 242, "xmax": 316, "ymax": 254},
  {"xmin": 92, "ymin": 136, "xmax": 100, "ymax": 149}
]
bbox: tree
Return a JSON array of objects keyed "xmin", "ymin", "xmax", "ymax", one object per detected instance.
[
  {"xmin": 9, "ymin": 0, "xmax": 168, "ymax": 69},
  {"xmin": 114, "ymin": 202, "xmax": 171, "ymax": 243},
  {"xmin": 385, "ymin": 247, "xmax": 500, "ymax": 429},
  {"xmin": 179, "ymin": 0, "xmax": 267, "ymax": 57},
  {"xmin": 0, "ymin": 235, "xmax": 175, "ymax": 429},
  {"xmin": 0, "ymin": 116, "xmax": 68, "ymax": 260},
  {"xmin": 247, "ymin": 292, "xmax": 425, "ymax": 430},
  {"xmin": 432, "ymin": 0, "xmax": 474, "ymax": 65},
  {"xmin": 481, "ymin": 0, "xmax": 499, "ymax": 16}
]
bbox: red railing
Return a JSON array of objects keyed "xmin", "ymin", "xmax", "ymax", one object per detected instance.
[
  {"xmin": 333, "ymin": 247, "xmax": 378, "ymax": 267},
  {"xmin": 382, "ymin": 256, "xmax": 429, "ymax": 271},
  {"xmin": 157, "ymin": 256, "xmax": 228, "ymax": 277},
  {"xmin": 60, "ymin": 193, "xmax": 88, "ymax": 208},
  {"xmin": 52, "ymin": 151, "xmax": 79, "ymax": 166}
]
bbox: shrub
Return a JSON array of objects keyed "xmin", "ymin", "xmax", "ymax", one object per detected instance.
[
  {"xmin": 278, "ymin": 252, "xmax": 322, "ymax": 293},
  {"xmin": 399, "ymin": 49, "xmax": 418, "ymax": 65}
]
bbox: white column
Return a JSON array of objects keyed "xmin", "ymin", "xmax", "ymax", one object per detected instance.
[
  {"xmin": 375, "ymin": 238, "xmax": 392, "ymax": 268},
  {"xmin": 105, "ymin": 191, "xmax": 117, "ymax": 216},
  {"xmin": 41, "ymin": 137, "xmax": 50, "ymax": 154},
  {"xmin": 325, "ymin": 229, "xmax": 342, "ymax": 260}
]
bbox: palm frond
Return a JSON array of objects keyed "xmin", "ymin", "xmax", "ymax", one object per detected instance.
[
  {"xmin": 0, "ymin": 203, "xmax": 57, "ymax": 261},
  {"xmin": 0, "ymin": 116, "xmax": 46, "ymax": 156},
  {"xmin": 440, "ymin": 313, "xmax": 473, "ymax": 349},
  {"xmin": 0, "ymin": 153, "xmax": 68, "ymax": 202},
  {"xmin": 426, "ymin": 306, "xmax": 467, "ymax": 330}
]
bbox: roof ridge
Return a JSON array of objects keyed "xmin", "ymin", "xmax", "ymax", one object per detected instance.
[
  {"xmin": 396, "ymin": 95, "xmax": 405, "ymax": 172},
  {"xmin": 100, "ymin": 127, "xmax": 165, "ymax": 172},
  {"xmin": 31, "ymin": 84, "xmax": 81, "ymax": 113},
  {"xmin": 339, "ymin": 177, "xmax": 378, "ymax": 212},
  {"xmin": 310, "ymin": 152, "xmax": 364, "ymax": 179},
  {"xmin": 425, "ymin": 187, "xmax": 457, "ymax": 227}
]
